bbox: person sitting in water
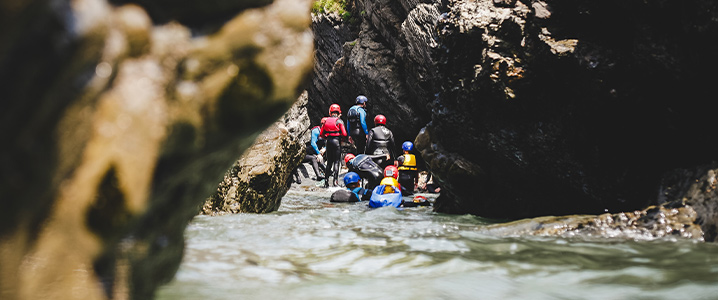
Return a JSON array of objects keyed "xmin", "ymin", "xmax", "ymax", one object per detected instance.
[
  {"xmin": 379, "ymin": 165, "xmax": 401, "ymax": 194},
  {"xmin": 343, "ymin": 153, "xmax": 389, "ymax": 191},
  {"xmin": 330, "ymin": 172, "xmax": 370, "ymax": 202},
  {"xmin": 368, "ymin": 166, "xmax": 403, "ymax": 208}
]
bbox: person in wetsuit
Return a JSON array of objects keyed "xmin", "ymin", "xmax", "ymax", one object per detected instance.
[
  {"xmin": 396, "ymin": 141, "xmax": 418, "ymax": 196},
  {"xmin": 343, "ymin": 153, "xmax": 389, "ymax": 191},
  {"xmin": 365, "ymin": 114, "xmax": 396, "ymax": 168},
  {"xmin": 330, "ymin": 172, "xmax": 370, "ymax": 202},
  {"xmin": 303, "ymin": 118, "xmax": 327, "ymax": 180},
  {"xmin": 379, "ymin": 165, "xmax": 402, "ymax": 194},
  {"xmin": 347, "ymin": 95, "xmax": 369, "ymax": 155},
  {"xmin": 320, "ymin": 104, "xmax": 347, "ymax": 187}
]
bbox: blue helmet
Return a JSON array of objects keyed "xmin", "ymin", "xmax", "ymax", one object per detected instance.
[
  {"xmin": 355, "ymin": 95, "xmax": 368, "ymax": 104},
  {"xmin": 402, "ymin": 141, "xmax": 414, "ymax": 151},
  {"xmin": 343, "ymin": 172, "xmax": 361, "ymax": 185}
]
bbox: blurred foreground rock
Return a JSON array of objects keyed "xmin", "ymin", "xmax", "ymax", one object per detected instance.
[
  {"xmin": 202, "ymin": 92, "xmax": 309, "ymax": 215},
  {"xmin": 0, "ymin": 0, "xmax": 313, "ymax": 299}
]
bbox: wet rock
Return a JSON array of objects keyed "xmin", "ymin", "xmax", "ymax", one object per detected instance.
[
  {"xmin": 0, "ymin": 0, "xmax": 313, "ymax": 299},
  {"xmin": 418, "ymin": 0, "xmax": 718, "ymax": 221},
  {"xmin": 202, "ymin": 92, "xmax": 310, "ymax": 215},
  {"xmin": 481, "ymin": 200, "xmax": 703, "ymax": 241},
  {"xmin": 307, "ymin": 0, "xmax": 439, "ymax": 147}
]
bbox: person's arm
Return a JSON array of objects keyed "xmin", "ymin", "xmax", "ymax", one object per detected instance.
[
  {"xmin": 345, "ymin": 110, "xmax": 351, "ymax": 134},
  {"xmin": 319, "ymin": 125, "xmax": 325, "ymax": 138},
  {"xmin": 360, "ymin": 109, "xmax": 369, "ymax": 136},
  {"xmin": 338, "ymin": 119, "xmax": 348, "ymax": 137},
  {"xmin": 367, "ymin": 153, "xmax": 390, "ymax": 164},
  {"xmin": 397, "ymin": 155, "xmax": 405, "ymax": 165},
  {"xmin": 366, "ymin": 129, "xmax": 374, "ymax": 152},
  {"xmin": 388, "ymin": 131, "xmax": 396, "ymax": 160},
  {"xmin": 311, "ymin": 130, "xmax": 321, "ymax": 154}
]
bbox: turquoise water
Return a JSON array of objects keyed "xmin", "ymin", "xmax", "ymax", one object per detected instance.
[{"xmin": 157, "ymin": 187, "xmax": 718, "ymax": 300}]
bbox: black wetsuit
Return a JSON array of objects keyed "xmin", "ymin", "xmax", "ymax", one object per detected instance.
[
  {"xmin": 320, "ymin": 117, "xmax": 347, "ymax": 187},
  {"xmin": 397, "ymin": 154, "xmax": 418, "ymax": 196},
  {"xmin": 304, "ymin": 134, "xmax": 326, "ymax": 179},
  {"xmin": 330, "ymin": 187, "xmax": 370, "ymax": 202},
  {"xmin": 366, "ymin": 126, "xmax": 396, "ymax": 168},
  {"xmin": 347, "ymin": 154, "xmax": 385, "ymax": 190},
  {"xmin": 347, "ymin": 105, "xmax": 368, "ymax": 154}
]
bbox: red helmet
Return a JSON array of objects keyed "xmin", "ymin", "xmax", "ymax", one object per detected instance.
[
  {"xmin": 329, "ymin": 104, "xmax": 341, "ymax": 115},
  {"xmin": 384, "ymin": 165, "xmax": 398, "ymax": 179},
  {"xmin": 320, "ymin": 117, "xmax": 328, "ymax": 126},
  {"xmin": 374, "ymin": 114, "xmax": 386, "ymax": 126},
  {"xmin": 344, "ymin": 153, "xmax": 355, "ymax": 165}
]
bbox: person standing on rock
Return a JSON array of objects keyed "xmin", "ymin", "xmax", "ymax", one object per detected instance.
[
  {"xmin": 347, "ymin": 95, "xmax": 369, "ymax": 155},
  {"xmin": 366, "ymin": 114, "xmax": 396, "ymax": 168},
  {"xmin": 397, "ymin": 141, "xmax": 418, "ymax": 196},
  {"xmin": 303, "ymin": 118, "xmax": 327, "ymax": 181},
  {"xmin": 343, "ymin": 153, "xmax": 388, "ymax": 191},
  {"xmin": 320, "ymin": 104, "xmax": 348, "ymax": 187}
]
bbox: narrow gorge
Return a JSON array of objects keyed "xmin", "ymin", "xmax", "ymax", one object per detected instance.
[{"xmin": 2, "ymin": 0, "xmax": 718, "ymax": 299}]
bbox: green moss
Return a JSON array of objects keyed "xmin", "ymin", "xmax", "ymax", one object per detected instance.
[{"xmin": 311, "ymin": 0, "xmax": 349, "ymax": 17}]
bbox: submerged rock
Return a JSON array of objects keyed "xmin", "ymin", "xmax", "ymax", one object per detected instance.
[
  {"xmin": 203, "ymin": 92, "xmax": 310, "ymax": 215},
  {"xmin": 483, "ymin": 200, "xmax": 703, "ymax": 241},
  {"xmin": 0, "ymin": 0, "xmax": 313, "ymax": 299}
]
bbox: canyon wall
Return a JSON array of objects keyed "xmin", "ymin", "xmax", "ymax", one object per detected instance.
[{"xmin": 311, "ymin": 0, "xmax": 718, "ymax": 240}]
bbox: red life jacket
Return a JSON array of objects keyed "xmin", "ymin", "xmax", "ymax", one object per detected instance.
[{"xmin": 321, "ymin": 117, "xmax": 341, "ymax": 137}]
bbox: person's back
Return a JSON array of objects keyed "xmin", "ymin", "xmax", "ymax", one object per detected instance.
[
  {"xmin": 397, "ymin": 141, "xmax": 418, "ymax": 195},
  {"xmin": 321, "ymin": 104, "xmax": 347, "ymax": 187},
  {"xmin": 344, "ymin": 153, "xmax": 386, "ymax": 190},
  {"xmin": 330, "ymin": 172, "xmax": 368, "ymax": 202},
  {"xmin": 366, "ymin": 115, "xmax": 395, "ymax": 167},
  {"xmin": 347, "ymin": 95, "xmax": 369, "ymax": 154}
]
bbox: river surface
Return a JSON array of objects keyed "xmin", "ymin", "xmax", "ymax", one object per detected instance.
[{"xmin": 157, "ymin": 186, "xmax": 718, "ymax": 300}]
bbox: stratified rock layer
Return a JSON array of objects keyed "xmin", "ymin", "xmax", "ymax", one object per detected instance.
[
  {"xmin": 310, "ymin": 0, "xmax": 718, "ymax": 241},
  {"xmin": 0, "ymin": 0, "xmax": 313, "ymax": 299},
  {"xmin": 203, "ymin": 92, "xmax": 309, "ymax": 215},
  {"xmin": 307, "ymin": 1, "xmax": 440, "ymax": 146},
  {"xmin": 417, "ymin": 0, "xmax": 718, "ymax": 223}
]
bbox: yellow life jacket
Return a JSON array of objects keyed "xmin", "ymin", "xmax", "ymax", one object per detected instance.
[
  {"xmin": 398, "ymin": 153, "xmax": 417, "ymax": 171},
  {"xmin": 380, "ymin": 177, "xmax": 401, "ymax": 194}
]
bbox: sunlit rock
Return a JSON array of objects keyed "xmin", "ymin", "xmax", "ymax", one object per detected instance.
[{"xmin": 203, "ymin": 92, "xmax": 310, "ymax": 215}]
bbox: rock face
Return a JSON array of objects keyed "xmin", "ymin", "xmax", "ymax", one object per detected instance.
[
  {"xmin": 202, "ymin": 92, "xmax": 309, "ymax": 215},
  {"xmin": 310, "ymin": 0, "xmax": 718, "ymax": 239},
  {"xmin": 0, "ymin": 0, "xmax": 313, "ymax": 299},
  {"xmin": 419, "ymin": 0, "xmax": 718, "ymax": 221},
  {"xmin": 307, "ymin": 1, "xmax": 440, "ymax": 146}
]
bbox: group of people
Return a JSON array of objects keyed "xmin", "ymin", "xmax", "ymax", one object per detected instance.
[{"xmin": 295, "ymin": 95, "xmax": 424, "ymax": 207}]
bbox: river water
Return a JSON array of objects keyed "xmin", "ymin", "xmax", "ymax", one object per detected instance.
[{"xmin": 157, "ymin": 185, "xmax": 718, "ymax": 300}]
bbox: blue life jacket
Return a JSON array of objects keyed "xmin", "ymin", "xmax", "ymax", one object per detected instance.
[{"xmin": 369, "ymin": 185, "xmax": 403, "ymax": 208}]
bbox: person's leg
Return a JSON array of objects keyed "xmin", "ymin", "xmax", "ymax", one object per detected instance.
[
  {"xmin": 292, "ymin": 168, "xmax": 301, "ymax": 184},
  {"xmin": 356, "ymin": 134, "xmax": 366, "ymax": 155},
  {"xmin": 398, "ymin": 172, "xmax": 413, "ymax": 195},
  {"xmin": 305, "ymin": 155, "xmax": 323, "ymax": 180},
  {"xmin": 332, "ymin": 143, "xmax": 342, "ymax": 186},
  {"xmin": 366, "ymin": 169, "xmax": 383, "ymax": 191},
  {"xmin": 324, "ymin": 139, "xmax": 338, "ymax": 187}
]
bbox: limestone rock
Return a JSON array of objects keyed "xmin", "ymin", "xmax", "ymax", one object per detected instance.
[{"xmin": 202, "ymin": 92, "xmax": 310, "ymax": 215}]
